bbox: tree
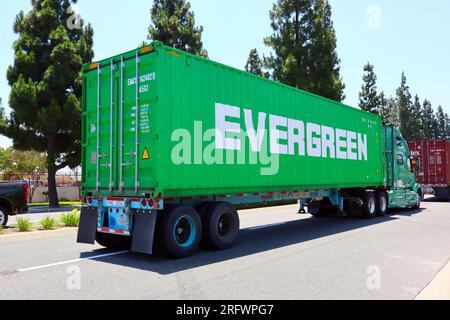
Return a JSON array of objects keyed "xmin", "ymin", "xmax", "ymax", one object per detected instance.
[
  {"xmin": 421, "ymin": 99, "xmax": 437, "ymax": 139},
  {"xmin": 386, "ymin": 96, "xmax": 400, "ymax": 128},
  {"xmin": 264, "ymin": 0, "xmax": 345, "ymax": 101},
  {"xmin": 396, "ymin": 72, "xmax": 414, "ymax": 139},
  {"xmin": 0, "ymin": 148, "xmax": 47, "ymax": 202},
  {"xmin": 359, "ymin": 63, "xmax": 379, "ymax": 114},
  {"xmin": 436, "ymin": 106, "xmax": 447, "ymax": 139},
  {"xmin": 408, "ymin": 95, "xmax": 424, "ymax": 140},
  {"xmin": 377, "ymin": 92, "xmax": 390, "ymax": 124},
  {"xmin": 149, "ymin": 0, "xmax": 208, "ymax": 57},
  {"xmin": 0, "ymin": 0, "xmax": 94, "ymax": 208},
  {"xmin": 245, "ymin": 49, "xmax": 268, "ymax": 78}
]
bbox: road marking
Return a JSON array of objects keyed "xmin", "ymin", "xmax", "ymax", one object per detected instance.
[
  {"xmin": 247, "ymin": 222, "xmax": 288, "ymax": 231},
  {"xmin": 18, "ymin": 251, "xmax": 128, "ymax": 273}
]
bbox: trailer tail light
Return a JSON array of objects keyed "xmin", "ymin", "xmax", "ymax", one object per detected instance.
[
  {"xmin": 149, "ymin": 199, "xmax": 155, "ymax": 208},
  {"xmin": 141, "ymin": 199, "xmax": 148, "ymax": 207},
  {"xmin": 23, "ymin": 184, "xmax": 29, "ymax": 204},
  {"xmin": 88, "ymin": 198, "xmax": 93, "ymax": 205}
]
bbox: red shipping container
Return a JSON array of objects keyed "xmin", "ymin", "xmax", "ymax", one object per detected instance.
[{"xmin": 408, "ymin": 140, "xmax": 450, "ymax": 196}]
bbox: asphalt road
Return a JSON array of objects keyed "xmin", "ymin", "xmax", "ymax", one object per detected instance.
[{"xmin": 1, "ymin": 198, "xmax": 450, "ymax": 300}]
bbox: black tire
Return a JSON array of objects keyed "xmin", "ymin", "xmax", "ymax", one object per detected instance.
[
  {"xmin": 0, "ymin": 205, "xmax": 10, "ymax": 227},
  {"xmin": 361, "ymin": 192, "xmax": 377, "ymax": 219},
  {"xmin": 201, "ymin": 202, "xmax": 240, "ymax": 250},
  {"xmin": 308, "ymin": 199, "xmax": 335, "ymax": 218},
  {"xmin": 156, "ymin": 205, "xmax": 202, "ymax": 258},
  {"xmin": 95, "ymin": 232, "xmax": 132, "ymax": 250},
  {"xmin": 412, "ymin": 190, "xmax": 422, "ymax": 209},
  {"xmin": 376, "ymin": 191, "xmax": 388, "ymax": 216}
]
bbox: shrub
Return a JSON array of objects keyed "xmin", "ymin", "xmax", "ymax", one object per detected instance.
[
  {"xmin": 61, "ymin": 209, "xmax": 80, "ymax": 227},
  {"xmin": 16, "ymin": 217, "xmax": 33, "ymax": 232},
  {"xmin": 40, "ymin": 216, "xmax": 57, "ymax": 230}
]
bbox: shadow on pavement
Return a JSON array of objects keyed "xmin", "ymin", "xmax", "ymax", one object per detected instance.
[
  {"xmin": 423, "ymin": 196, "xmax": 450, "ymax": 203},
  {"xmin": 79, "ymin": 211, "xmax": 419, "ymax": 275}
]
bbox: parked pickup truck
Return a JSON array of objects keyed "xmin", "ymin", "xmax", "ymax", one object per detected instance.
[{"xmin": 0, "ymin": 181, "xmax": 29, "ymax": 227}]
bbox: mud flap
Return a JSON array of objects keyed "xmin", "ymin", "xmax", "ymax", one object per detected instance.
[
  {"xmin": 77, "ymin": 207, "xmax": 98, "ymax": 245},
  {"xmin": 131, "ymin": 211, "xmax": 157, "ymax": 254}
]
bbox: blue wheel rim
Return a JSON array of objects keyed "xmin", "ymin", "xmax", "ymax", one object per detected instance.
[{"xmin": 173, "ymin": 215, "xmax": 196, "ymax": 248}]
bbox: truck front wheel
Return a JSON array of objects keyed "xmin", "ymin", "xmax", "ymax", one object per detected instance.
[
  {"xmin": 201, "ymin": 202, "xmax": 240, "ymax": 250},
  {"xmin": 156, "ymin": 206, "xmax": 202, "ymax": 258},
  {"xmin": 0, "ymin": 205, "xmax": 10, "ymax": 227}
]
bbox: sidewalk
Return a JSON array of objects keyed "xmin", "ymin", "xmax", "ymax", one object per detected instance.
[{"xmin": 416, "ymin": 259, "xmax": 450, "ymax": 300}]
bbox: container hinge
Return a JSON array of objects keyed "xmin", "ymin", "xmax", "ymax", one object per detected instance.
[
  {"xmin": 98, "ymin": 153, "xmax": 108, "ymax": 158},
  {"xmin": 121, "ymin": 162, "xmax": 132, "ymax": 168},
  {"xmin": 100, "ymin": 163, "xmax": 112, "ymax": 168}
]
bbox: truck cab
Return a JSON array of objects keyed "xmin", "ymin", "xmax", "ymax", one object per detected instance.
[{"xmin": 384, "ymin": 125, "xmax": 422, "ymax": 208}]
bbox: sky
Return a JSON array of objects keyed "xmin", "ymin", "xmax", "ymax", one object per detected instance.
[{"xmin": 1, "ymin": 0, "xmax": 449, "ymax": 149}]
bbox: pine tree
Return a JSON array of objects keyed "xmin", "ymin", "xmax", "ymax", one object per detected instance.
[
  {"xmin": 445, "ymin": 113, "xmax": 450, "ymax": 140},
  {"xmin": 409, "ymin": 95, "xmax": 424, "ymax": 140},
  {"xmin": 359, "ymin": 63, "xmax": 379, "ymax": 114},
  {"xmin": 245, "ymin": 49, "xmax": 262, "ymax": 76},
  {"xmin": 0, "ymin": 0, "xmax": 94, "ymax": 208},
  {"xmin": 421, "ymin": 99, "xmax": 437, "ymax": 139},
  {"xmin": 396, "ymin": 72, "xmax": 413, "ymax": 139},
  {"xmin": 436, "ymin": 106, "xmax": 447, "ymax": 139},
  {"xmin": 149, "ymin": 0, "xmax": 208, "ymax": 57},
  {"xmin": 377, "ymin": 92, "xmax": 390, "ymax": 124},
  {"xmin": 386, "ymin": 96, "xmax": 400, "ymax": 128},
  {"xmin": 264, "ymin": 0, "xmax": 345, "ymax": 101}
]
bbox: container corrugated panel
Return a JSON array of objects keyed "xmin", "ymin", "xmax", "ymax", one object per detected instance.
[
  {"xmin": 408, "ymin": 140, "xmax": 450, "ymax": 186},
  {"xmin": 82, "ymin": 42, "xmax": 384, "ymax": 198}
]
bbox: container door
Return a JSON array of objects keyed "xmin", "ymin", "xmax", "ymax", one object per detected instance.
[
  {"xmin": 119, "ymin": 52, "xmax": 156, "ymax": 194},
  {"xmin": 82, "ymin": 61, "xmax": 119, "ymax": 193}
]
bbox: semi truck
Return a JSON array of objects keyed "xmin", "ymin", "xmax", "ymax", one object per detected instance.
[
  {"xmin": 77, "ymin": 42, "xmax": 422, "ymax": 258},
  {"xmin": 408, "ymin": 140, "xmax": 450, "ymax": 200}
]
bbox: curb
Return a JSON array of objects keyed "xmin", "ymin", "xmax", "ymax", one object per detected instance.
[
  {"xmin": 416, "ymin": 258, "xmax": 450, "ymax": 300},
  {"xmin": 0, "ymin": 228, "xmax": 78, "ymax": 243}
]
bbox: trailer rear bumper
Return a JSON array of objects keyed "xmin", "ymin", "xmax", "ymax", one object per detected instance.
[{"xmin": 77, "ymin": 198, "xmax": 158, "ymax": 254}]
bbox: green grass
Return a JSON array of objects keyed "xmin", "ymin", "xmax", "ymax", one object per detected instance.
[
  {"xmin": 0, "ymin": 226, "xmax": 5, "ymax": 234},
  {"xmin": 16, "ymin": 217, "xmax": 33, "ymax": 232},
  {"xmin": 29, "ymin": 201, "xmax": 81, "ymax": 207},
  {"xmin": 39, "ymin": 216, "xmax": 58, "ymax": 230},
  {"xmin": 61, "ymin": 209, "xmax": 81, "ymax": 227}
]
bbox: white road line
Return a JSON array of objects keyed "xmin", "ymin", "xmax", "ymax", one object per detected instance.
[
  {"xmin": 247, "ymin": 222, "xmax": 288, "ymax": 231},
  {"xmin": 18, "ymin": 251, "xmax": 128, "ymax": 273}
]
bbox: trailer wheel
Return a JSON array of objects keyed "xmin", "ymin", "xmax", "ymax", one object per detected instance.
[
  {"xmin": 156, "ymin": 206, "xmax": 202, "ymax": 258},
  {"xmin": 95, "ymin": 232, "xmax": 132, "ymax": 250},
  {"xmin": 0, "ymin": 205, "xmax": 9, "ymax": 227},
  {"xmin": 376, "ymin": 191, "xmax": 388, "ymax": 216},
  {"xmin": 202, "ymin": 202, "xmax": 240, "ymax": 250},
  {"xmin": 361, "ymin": 192, "xmax": 377, "ymax": 219}
]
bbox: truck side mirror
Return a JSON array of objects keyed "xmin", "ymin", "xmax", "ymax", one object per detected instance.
[{"xmin": 411, "ymin": 158, "xmax": 420, "ymax": 171}]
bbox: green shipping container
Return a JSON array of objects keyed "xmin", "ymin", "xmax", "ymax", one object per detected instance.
[{"xmin": 82, "ymin": 42, "xmax": 384, "ymax": 199}]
